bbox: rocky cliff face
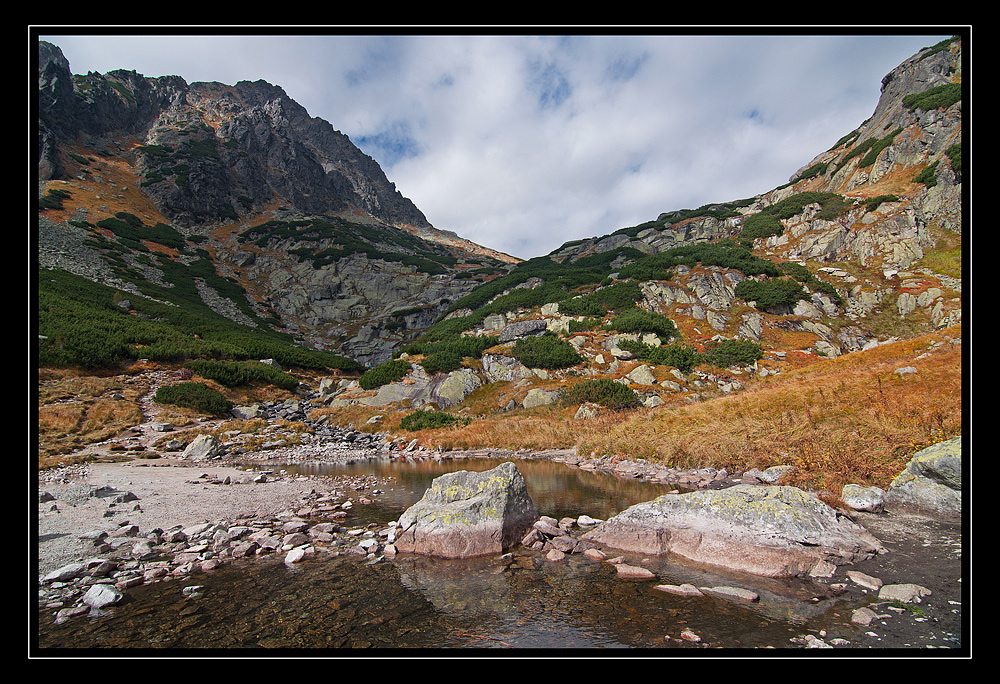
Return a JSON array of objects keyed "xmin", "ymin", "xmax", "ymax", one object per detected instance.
[{"xmin": 36, "ymin": 41, "xmax": 514, "ymax": 365}]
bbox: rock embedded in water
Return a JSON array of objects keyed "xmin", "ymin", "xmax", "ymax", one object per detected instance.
[
  {"xmin": 394, "ymin": 461, "xmax": 539, "ymax": 559},
  {"xmin": 580, "ymin": 484, "xmax": 884, "ymax": 578},
  {"xmin": 82, "ymin": 583, "xmax": 124, "ymax": 609}
]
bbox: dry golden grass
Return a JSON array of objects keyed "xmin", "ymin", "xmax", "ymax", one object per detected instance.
[
  {"xmin": 37, "ymin": 370, "xmax": 146, "ymax": 468},
  {"xmin": 384, "ymin": 326, "xmax": 962, "ymax": 492},
  {"xmin": 578, "ymin": 325, "xmax": 962, "ymax": 491},
  {"xmin": 37, "ymin": 326, "xmax": 962, "ymax": 493}
]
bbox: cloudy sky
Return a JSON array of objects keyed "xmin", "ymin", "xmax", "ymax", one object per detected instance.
[{"xmin": 38, "ymin": 30, "xmax": 955, "ymax": 259}]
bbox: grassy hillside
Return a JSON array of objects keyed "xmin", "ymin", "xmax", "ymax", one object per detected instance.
[
  {"xmin": 37, "ymin": 267, "xmax": 361, "ymax": 373},
  {"xmin": 316, "ymin": 324, "xmax": 962, "ymax": 493}
]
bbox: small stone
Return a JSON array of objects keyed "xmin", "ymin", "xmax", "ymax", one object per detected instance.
[
  {"xmin": 545, "ymin": 549, "xmax": 566, "ymax": 562},
  {"xmin": 82, "ymin": 583, "xmax": 124, "ymax": 609},
  {"xmin": 654, "ymin": 583, "xmax": 704, "ymax": 597},
  {"xmin": 613, "ymin": 563, "xmax": 655, "ymax": 579},
  {"xmin": 700, "ymin": 585, "xmax": 759, "ymax": 602},
  {"xmin": 847, "ymin": 570, "xmax": 883, "ymax": 591},
  {"xmin": 878, "ymin": 583, "xmax": 931, "ymax": 603}
]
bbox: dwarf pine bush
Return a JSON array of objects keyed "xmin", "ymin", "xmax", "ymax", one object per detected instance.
[
  {"xmin": 359, "ymin": 359, "xmax": 412, "ymax": 390},
  {"xmin": 562, "ymin": 378, "xmax": 640, "ymax": 410},
  {"xmin": 154, "ymin": 382, "xmax": 232, "ymax": 415}
]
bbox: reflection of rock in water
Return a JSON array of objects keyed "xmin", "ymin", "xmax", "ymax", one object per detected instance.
[{"xmin": 392, "ymin": 553, "xmax": 520, "ymax": 616}]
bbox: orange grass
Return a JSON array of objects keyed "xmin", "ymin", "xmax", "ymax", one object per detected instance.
[
  {"xmin": 393, "ymin": 326, "xmax": 962, "ymax": 492},
  {"xmin": 575, "ymin": 325, "xmax": 963, "ymax": 491}
]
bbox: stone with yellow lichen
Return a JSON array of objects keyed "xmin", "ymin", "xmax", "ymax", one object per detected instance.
[
  {"xmin": 581, "ymin": 484, "xmax": 884, "ymax": 578},
  {"xmin": 394, "ymin": 462, "xmax": 538, "ymax": 559}
]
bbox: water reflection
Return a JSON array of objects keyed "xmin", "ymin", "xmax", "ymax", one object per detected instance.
[
  {"xmin": 36, "ymin": 457, "xmax": 863, "ymax": 651},
  {"xmin": 279, "ymin": 456, "xmax": 676, "ymax": 522}
]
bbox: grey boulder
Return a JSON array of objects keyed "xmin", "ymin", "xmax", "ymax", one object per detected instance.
[
  {"xmin": 581, "ymin": 484, "xmax": 884, "ymax": 578},
  {"xmin": 394, "ymin": 462, "xmax": 538, "ymax": 559},
  {"xmin": 885, "ymin": 436, "xmax": 962, "ymax": 517}
]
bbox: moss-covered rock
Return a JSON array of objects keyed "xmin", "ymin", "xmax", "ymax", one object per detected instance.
[{"xmin": 394, "ymin": 462, "xmax": 538, "ymax": 558}]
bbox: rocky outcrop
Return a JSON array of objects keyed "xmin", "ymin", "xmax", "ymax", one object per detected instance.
[
  {"xmin": 581, "ymin": 484, "xmax": 884, "ymax": 578},
  {"xmin": 394, "ymin": 462, "xmax": 539, "ymax": 558},
  {"xmin": 884, "ymin": 436, "xmax": 962, "ymax": 517}
]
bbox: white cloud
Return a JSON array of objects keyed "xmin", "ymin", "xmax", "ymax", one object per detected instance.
[{"xmin": 38, "ymin": 31, "xmax": 954, "ymax": 258}]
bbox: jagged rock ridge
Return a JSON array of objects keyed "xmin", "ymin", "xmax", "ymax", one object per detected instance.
[{"xmin": 36, "ymin": 40, "xmax": 516, "ymax": 365}]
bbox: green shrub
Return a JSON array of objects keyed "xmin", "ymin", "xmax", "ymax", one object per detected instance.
[
  {"xmin": 562, "ymin": 378, "xmax": 640, "ymax": 410},
  {"xmin": 39, "ymin": 188, "xmax": 72, "ymax": 211},
  {"xmin": 185, "ymin": 359, "xmax": 299, "ymax": 390},
  {"xmin": 903, "ymin": 82, "xmax": 962, "ymax": 111},
  {"xmin": 558, "ymin": 281, "xmax": 642, "ymax": 316},
  {"xmin": 733, "ymin": 277, "xmax": 807, "ymax": 309},
  {"xmin": 420, "ymin": 349, "xmax": 463, "ymax": 375},
  {"xmin": 741, "ymin": 192, "xmax": 854, "ymax": 241},
  {"xmin": 154, "ymin": 382, "xmax": 232, "ymax": 415},
  {"xmin": 778, "ymin": 262, "xmax": 843, "ymax": 306},
  {"xmin": 945, "ymin": 143, "xmax": 962, "ymax": 181},
  {"xmin": 359, "ymin": 359, "xmax": 412, "ymax": 390},
  {"xmin": 512, "ymin": 333, "xmax": 583, "ymax": 370},
  {"xmin": 915, "ymin": 160, "xmax": 940, "ymax": 188},
  {"xmin": 399, "ymin": 411, "xmax": 470, "ymax": 431},
  {"xmin": 741, "ymin": 212, "xmax": 784, "ymax": 240},
  {"xmin": 568, "ymin": 317, "xmax": 600, "ymax": 333},
  {"xmin": 865, "ymin": 195, "xmax": 899, "ymax": 212},
  {"xmin": 616, "ymin": 339, "xmax": 700, "ymax": 372},
  {"xmin": 699, "ymin": 339, "xmax": 763, "ymax": 368},
  {"xmin": 607, "ymin": 308, "xmax": 677, "ymax": 339}
]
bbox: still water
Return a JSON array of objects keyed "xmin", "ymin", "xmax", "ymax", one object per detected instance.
[{"xmin": 36, "ymin": 457, "xmax": 863, "ymax": 652}]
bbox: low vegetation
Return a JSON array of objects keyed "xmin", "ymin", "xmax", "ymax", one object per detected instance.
[
  {"xmin": 387, "ymin": 326, "xmax": 962, "ymax": 493},
  {"xmin": 399, "ymin": 411, "xmax": 470, "ymax": 431},
  {"xmin": 740, "ymin": 192, "xmax": 855, "ymax": 241},
  {"xmin": 561, "ymin": 378, "xmax": 640, "ymax": 410},
  {"xmin": 512, "ymin": 333, "xmax": 584, "ymax": 370},
  {"xmin": 154, "ymin": 381, "xmax": 233, "ymax": 416},
  {"xmin": 38, "ymin": 268, "xmax": 360, "ymax": 373},
  {"xmin": 359, "ymin": 359, "xmax": 413, "ymax": 390}
]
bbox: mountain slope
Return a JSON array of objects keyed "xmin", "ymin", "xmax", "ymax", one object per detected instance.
[
  {"xmin": 36, "ymin": 40, "xmax": 517, "ymax": 367},
  {"xmin": 36, "ymin": 36, "xmax": 963, "ymax": 399},
  {"xmin": 322, "ymin": 35, "xmax": 962, "ymax": 414}
]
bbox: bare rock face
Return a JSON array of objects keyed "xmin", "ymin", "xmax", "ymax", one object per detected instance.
[
  {"xmin": 581, "ymin": 484, "xmax": 884, "ymax": 578},
  {"xmin": 394, "ymin": 462, "xmax": 539, "ymax": 559}
]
